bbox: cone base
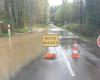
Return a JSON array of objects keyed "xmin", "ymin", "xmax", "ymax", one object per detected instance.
[
  {"xmin": 72, "ymin": 54, "xmax": 80, "ymax": 59},
  {"xmin": 44, "ymin": 53, "xmax": 56, "ymax": 60}
]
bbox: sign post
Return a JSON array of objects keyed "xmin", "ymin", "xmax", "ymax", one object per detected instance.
[
  {"xmin": 8, "ymin": 24, "xmax": 11, "ymax": 37},
  {"xmin": 97, "ymin": 35, "xmax": 100, "ymax": 47},
  {"xmin": 42, "ymin": 34, "xmax": 59, "ymax": 59}
]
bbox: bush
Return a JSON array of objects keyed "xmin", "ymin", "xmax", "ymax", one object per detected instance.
[
  {"xmin": 64, "ymin": 23, "xmax": 80, "ymax": 30},
  {"xmin": 16, "ymin": 26, "xmax": 29, "ymax": 33},
  {"xmin": 64, "ymin": 23, "xmax": 98, "ymax": 37},
  {"xmin": 55, "ymin": 23, "xmax": 63, "ymax": 27}
]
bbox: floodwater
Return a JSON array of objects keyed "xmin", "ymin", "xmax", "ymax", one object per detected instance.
[
  {"xmin": 0, "ymin": 32, "xmax": 44, "ymax": 80},
  {"xmin": 11, "ymin": 27, "xmax": 100, "ymax": 80}
]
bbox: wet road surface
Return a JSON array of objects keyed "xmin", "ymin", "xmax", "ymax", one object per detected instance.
[{"xmin": 11, "ymin": 26, "xmax": 100, "ymax": 80}]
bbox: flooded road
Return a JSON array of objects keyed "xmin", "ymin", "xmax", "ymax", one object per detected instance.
[
  {"xmin": 0, "ymin": 32, "xmax": 45, "ymax": 80},
  {"xmin": 10, "ymin": 26, "xmax": 100, "ymax": 80}
]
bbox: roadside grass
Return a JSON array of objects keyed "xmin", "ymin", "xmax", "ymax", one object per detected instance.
[
  {"xmin": 16, "ymin": 26, "xmax": 29, "ymax": 33},
  {"xmin": 0, "ymin": 24, "xmax": 49, "ymax": 37},
  {"xmin": 63, "ymin": 23, "xmax": 97, "ymax": 45},
  {"xmin": 16, "ymin": 24, "xmax": 50, "ymax": 33},
  {"xmin": 0, "ymin": 33, "xmax": 9, "ymax": 37},
  {"xmin": 63, "ymin": 23, "xmax": 80, "ymax": 31},
  {"xmin": 78, "ymin": 33, "xmax": 97, "ymax": 45}
]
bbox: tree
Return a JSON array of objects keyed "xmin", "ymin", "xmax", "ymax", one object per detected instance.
[
  {"xmin": 55, "ymin": 1, "xmax": 80, "ymax": 25},
  {"xmin": 50, "ymin": 6, "xmax": 58, "ymax": 22},
  {"xmin": 0, "ymin": 0, "xmax": 49, "ymax": 30},
  {"xmin": 85, "ymin": 0, "xmax": 100, "ymax": 36}
]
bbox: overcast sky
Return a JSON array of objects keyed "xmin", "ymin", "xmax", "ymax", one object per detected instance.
[
  {"xmin": 49, "ymin": 0, "xmax": 62, "ymax": 6},
  {"xmin": 48, "ymin": 0, "xmax": 74, "ymax": 6}
]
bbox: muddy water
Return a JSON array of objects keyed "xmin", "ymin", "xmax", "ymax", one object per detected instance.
[{"xmin": 0, "ymin": 32, "xmax": 44, "ymax": 80}]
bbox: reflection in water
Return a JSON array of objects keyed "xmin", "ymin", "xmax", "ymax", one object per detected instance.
[
  {"xmin": 60, "ymin": 39, "xmax": 73, "ymax": 49},
  {"xmin": 8, "ymin": 38, "xmax": 12, "ymax": 49},
  {"xmin": 0, "ymin": 33, "xmax": 44, "ymax": 80},
  {"xmin": 60, "ymin": 38, "xmax": 79, "ymax": 65},
  {"xmin": 72, "ymin": 58, "xmax": 78, "ymax": 64}
]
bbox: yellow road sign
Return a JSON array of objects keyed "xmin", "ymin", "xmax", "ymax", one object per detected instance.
[{"xmin": 42, "ymin": 34, "xmax": 59, "ymax": 47}]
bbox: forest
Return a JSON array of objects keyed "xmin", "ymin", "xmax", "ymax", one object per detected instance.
[
  {"xmin": 51, "ymin": 0, "xmax": 100, "ymax": 37},
  {"xmin": 0, "ymin": 0, "xmax": 100, "ymax": 37},
  {"xmin": 0, "ymin": 0, "xmax": 49, "ymax": 33}
]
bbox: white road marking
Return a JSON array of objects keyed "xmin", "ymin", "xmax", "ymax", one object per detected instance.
[
  {"xmin": 57, "ymin": 46, "xmax": 76, "ymax": 77},
  {"xmin": 48, "ymin": 46, "xmax": 76, "ymax": 77},
  {"xmin": 65, "ymin": 49, "xmax": 73, "ymax": 62}
]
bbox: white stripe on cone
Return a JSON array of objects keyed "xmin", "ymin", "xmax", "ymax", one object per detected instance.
[
  {"xmin": 73, "ymin": 43, "xmax": 78, "ymax": 47},
  {"xmin": 73, "ymin": 50, "xmax": 78, "ymax": 53}
]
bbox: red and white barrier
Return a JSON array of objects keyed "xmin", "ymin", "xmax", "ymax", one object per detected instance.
[{"xmin": 72, "ymin": 41, "xmax": 80, "ymax": 59}]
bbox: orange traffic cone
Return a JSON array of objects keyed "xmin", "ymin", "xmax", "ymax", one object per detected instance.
[
  {"xmin": 43, "ymin": 53, "xmax": 56, "ymax": 60},
  {"xmin": 72, "ymin": 41, "xmax": 80, "ymax": 59}
]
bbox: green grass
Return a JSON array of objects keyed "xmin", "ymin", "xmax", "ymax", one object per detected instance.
[
  {"xmin": 78, "ymin": 33, "xmax": 97, "ymax": 45},
  {"xmin": 0, "ymin": 24, "xmax": 49, "ymax": 37},
  {"xmin": 16, "ymin": 26, "xmax": 29, "ymax": 33},
  {"xmin": 33, "ymin": 24, "xmax": 49, "ymax": 28},
  {"xmin": 0, "ymin": 33, "xmax": 9, "ymax": 37},
  {"xmin": 63, "ymin": 23, "xmax": 97, "ymax": 45},
  {"xmin": 63, "ymin": 23, "xmax": 80, "ymax": 30}
]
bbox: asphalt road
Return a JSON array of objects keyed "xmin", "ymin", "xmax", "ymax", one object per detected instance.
[{"xmin": 10, "ymin": 26, "xmax": 100, "ymax": 80}]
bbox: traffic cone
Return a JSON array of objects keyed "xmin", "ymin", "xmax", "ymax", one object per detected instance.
[
  {"xmin": 43, "ymin": 53, "xmax": 56, "ymax": 60},
  {"xmin": 72, "ymin": 41, "xmax": 80, "ymax": 59},
  {"xmin": 73, "ymin": 40, "xmax": 78, "ymax": 47}
]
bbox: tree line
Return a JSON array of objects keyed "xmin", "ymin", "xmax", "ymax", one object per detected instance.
[
  {"xmin": 0, "ymin": 0, "xmax": 49, "ymax": 30},
  {"xmin": 53, "ymin": 0, "xmax": 100, "ymax": 37}
]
